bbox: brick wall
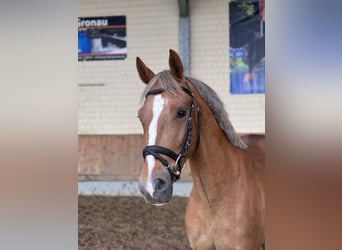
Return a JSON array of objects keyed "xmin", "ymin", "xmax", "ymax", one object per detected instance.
[
  {"xmin": 78, "ymin": 0, "xmax": 179, "ymax": 134},
  {"xmin": 190, "ymin": 0, "xmax": 265, "ymax": 133}
]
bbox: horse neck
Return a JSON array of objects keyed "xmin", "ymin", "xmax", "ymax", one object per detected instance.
[{"xmin": 188, "ymin": 99, "xmax": 244, "ymax": 205}]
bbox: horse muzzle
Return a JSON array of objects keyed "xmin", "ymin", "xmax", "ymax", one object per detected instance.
[{"xmin": 138, "ymin": 170, "xmax": 173, "ymax": 205}]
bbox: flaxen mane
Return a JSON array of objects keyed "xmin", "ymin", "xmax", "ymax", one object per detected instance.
[{"xmin": 142, "ymin": 70, "xmax": 246, "ymax": 149}]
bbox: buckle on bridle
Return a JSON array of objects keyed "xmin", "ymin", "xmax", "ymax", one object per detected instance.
[{"xmin": 173, "ymin": 154, "xmax": 185, "ymax": 176}]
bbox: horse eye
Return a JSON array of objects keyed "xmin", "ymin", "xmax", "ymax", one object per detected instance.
[{"xmin": 177, "ymin": 109, "xmax": 187, "ymax": 119}]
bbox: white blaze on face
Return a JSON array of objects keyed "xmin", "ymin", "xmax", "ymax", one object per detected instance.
[{"xmin": 145, "ymin": 94, "xmax": 165, "ymax": 196}]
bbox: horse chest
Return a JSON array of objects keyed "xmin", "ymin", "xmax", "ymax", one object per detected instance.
[
  {"xmin": 186, "ymin": 193, "xmax": 263, "ymax": 250},
  {"xmin": 185, "ymin": 192, "xmax": 233, "ymax": 249}
]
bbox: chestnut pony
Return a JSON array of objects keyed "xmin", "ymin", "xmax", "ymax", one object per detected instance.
[{"xmin": 136, "ymin": 50, "xmax": 265, "ymax": 250}]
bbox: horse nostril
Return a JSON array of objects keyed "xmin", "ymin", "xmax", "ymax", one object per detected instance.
[{"xmin": 154, "ymin": 178, "xmax": 169, "ymax": 193}]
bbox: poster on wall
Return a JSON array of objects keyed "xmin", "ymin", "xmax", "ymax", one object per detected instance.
[
  {"xmin": 78, "ymin": 15, "xmax": 126, "ymax": 61},
  {"xmin": 229, "ymin": 0, "xmax": 265, "ymax": 94}
]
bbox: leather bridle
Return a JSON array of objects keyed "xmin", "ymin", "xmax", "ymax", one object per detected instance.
[{"xmin": 142, "ymin": 86, "xmax": 201, "ymax": 182}]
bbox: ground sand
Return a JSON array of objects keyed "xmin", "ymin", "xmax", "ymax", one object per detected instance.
[{"xmin": 79, "ymin": 195, "xmax": 191, "ymax": 250}]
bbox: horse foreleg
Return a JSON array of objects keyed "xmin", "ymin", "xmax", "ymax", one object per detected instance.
[{"xmin": 185, "ymin": 191, "xmax": 215, "ymax": 249}]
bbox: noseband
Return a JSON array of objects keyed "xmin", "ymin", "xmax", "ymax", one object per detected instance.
[{"xmin": 142, "ymin": 86, "xmax": 201, "ymax": 182}]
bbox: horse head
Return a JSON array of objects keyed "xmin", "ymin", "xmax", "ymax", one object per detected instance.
[{"xmin": 136, "ymin": 50, "xmax": 200, "ymax": 205}]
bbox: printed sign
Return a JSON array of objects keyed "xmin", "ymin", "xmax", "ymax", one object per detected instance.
[
  {"xmin": 78, "ymin": 16, "xmax": 126, "ymax": 61},
  {"xmin": 229, "ymin": 0, "xmax": 265, "ymax": 94}
]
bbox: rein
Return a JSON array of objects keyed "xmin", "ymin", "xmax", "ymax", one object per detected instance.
[{"xmin": 142, "ymin": 86, "xmax": 201, "ymax": 182}]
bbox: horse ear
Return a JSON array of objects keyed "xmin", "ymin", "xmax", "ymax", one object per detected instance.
[
  {"xmin": 136, "ymin": 57, "xmax": 155, "ymax": 84},
  {"xmin": 168, "ymin": 49, "xmax": 184, "ymax": 80}
]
